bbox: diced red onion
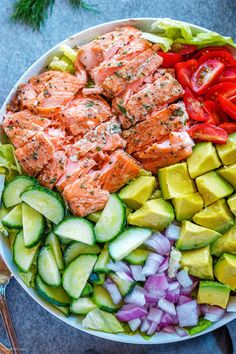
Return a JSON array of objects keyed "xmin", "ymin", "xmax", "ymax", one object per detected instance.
[
  {"xmin": 116, "ymin": 304, "xmax": 148, "ymax": 322},
  {"xmin": 180, "ymin": 280, "xmax": 199, "ymax": 295},
  {"xmin": 142, "ymin": 253, "xmax": 164, "ymax": 276},
  {"xmin": 162, "ymin": 325, "xmax": 176, "ymax": 334},
  {"xmin": 175, "ymin": 326, "xmax": 189, "ymax": 337},
  {"xmin": 165, "ymin": 224, "xmax": 180, "ymax": 241},
  {"xmin": 128, "ymin": 318, "xmax": 141, "ymax": 332},
  {"xmin": 147, "ymin": 308, "xmax": 163, "ymax": 324},
  {"xmin": 125, "ymin": 286, "xmax": 146, "ymax": 307},
  {"xmin": 107, "ymin": 261, "xmax": 131, "ymax": 274},
  {"xmin": 158, "ymin": 258, "xmax": 169, "ymax": 273},
  {"xmin": 168, "ymin": 281, "xmax": 180, "ymax": 291},
  {"xmin": 204, "ymin": 306, "xmax": 225, "ymax": 322},
  {"xmin": 159, "ymin": 313, "xmax": 175, "ymax": 328},
  {"xmin": 145, "ymin": 291, "xmax": 158, "ymax": 304},
  {"xmin": 116, "ymin": 271, "xmax": 133, "ymax": 282},
  {"xmin": 176, "ymin": 269, "xmax": 193, "ymax": 288},
  {"xmin": 176, "ymin": 300, "xmax": 199, "ymax": 327},
  {"xmin": 145, "ymin": 274, "xmax": 169, "ymax": 295},
  {"xmin": 104, "ymin": 280, "xmax": 122, "ymax": 304},
  {"xmin": 178, "ymin": 295, "xmax": 192, "ymax": 305},
  {"xmin": 227, "ymin": 296, "xmax": 236, "ymax": 312},
  {"xmin": 147, "ymin": 321, "xmax": 158, "ymax": 335},
  {"xmin": 144, "ymin": 233, "xmax": 171, "ymax": 256},
  {"xmin": 130, "ymin": 265, "xmax": 146, "ymax": 281},
  {"xmin": 158, "ymin": 298, "xmax": 176, "ymax": 316},
  {"xmin": 168, "ymin": 247, "xmax": 181, "ymax": 278},
  {"xmin": 166, "ymin": 287, "xmax": 180, "ymax": 303},
  {"xmin": 140, "ymin": 318, "xmax": 151, "ymax": 332}
]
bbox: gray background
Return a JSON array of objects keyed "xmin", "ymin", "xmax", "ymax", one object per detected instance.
[{"xmin": 0, "ymin": 0, "xmax": 236, "ymax": 353}]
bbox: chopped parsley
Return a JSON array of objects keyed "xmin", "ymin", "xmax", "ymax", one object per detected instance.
[{"xmin": 117, "ymin": 104, "xmax": 127, "ymax": 115}]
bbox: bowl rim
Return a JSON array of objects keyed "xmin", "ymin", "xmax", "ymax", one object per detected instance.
[{"xmin": 1, "ymin": 17, "xmax": 236, "ymax": 345}]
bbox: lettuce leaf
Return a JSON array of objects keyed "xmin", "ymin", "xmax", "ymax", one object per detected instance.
[
  {"xmin": 142, "ymin": 32, "xmax": 173, "ymax": 52},
  {"xmin": 0, "ymin": 143, "xmax": 22, "ymax": 181},
  {"xmin": 151, "ymin": 18, "xmax": 192, "ymax": 40},
  {"xmin": 177, "ymin": 31, "xmax": 236, "ymax": 49}
]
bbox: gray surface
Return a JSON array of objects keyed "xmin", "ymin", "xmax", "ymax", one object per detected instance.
[{"xmin": 0, "ymin": 0, "xmax": 236, "ymax": 353}]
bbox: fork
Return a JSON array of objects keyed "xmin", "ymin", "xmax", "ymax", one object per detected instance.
[{"xmin": 0, "ymin": 254, "xmax": 20, "ymax": 354}]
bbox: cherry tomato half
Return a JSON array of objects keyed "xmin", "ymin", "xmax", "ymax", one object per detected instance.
[
  {"xmin": 198, "ymin": 51, "xmax": 236, "ymax": 67},
  {"xmin": 219, "ymin": 123, "xmax": 236, "ymax": 134},
  {"xmin": 188, "ymin": 123, "xmax": 228, "ymax": 144},
  {"xmin": 184, "ymin": 88, "xmax": 209, "ymax": 122},
  {"xmin": 218, "ymin": 95, "xmax": 236, "ymax": 120},
  {"xmin": 171, "ymin": 43, "xmax": 197, "ymax": 55},
  {"xmin": 218, "ymin": 67, "xmax": 236, "ymax": 83},
  {"xmin": 158, "ymin": 52, "xmax": 183, "ymax": 68},
  {"xmin": 175, "ymin": 59, "xmax": 198, "ymax": 88},
  {"xmin": 192, "ymin": 46, "xmax": 231, "ymax": 60},
  {"xmin": 191, "ymin": 59, "xmax": 225, "ymax": 95},
  {"xmin": 204, "ymin": 82, "xmax": 236, "ymax": 100},
  {"xmin": 204, "ymin": 100, "xmax": 228, "ymax": 124}
]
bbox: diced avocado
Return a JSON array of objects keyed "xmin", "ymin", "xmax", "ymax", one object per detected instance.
[
  {"xmin": 193, "ymin": 199, "xmax": 234, "ymax": 234},
  {"xmin": 215, "ymin": 253, "xmax": 236, "ymax": 289},
  {"xmin": 176, "ymin": 221, "xmax": 220, "ymax": 250},
  {"xmin": 218, "ymin": 163, "xmax": 236, "ymax": 189},
  {"xmin": 228, "ymin": 194, "xmax": 236, "ymax": 215},
  {"xmin": 119, "ymin": 176, "xmax": 156, "ymax": 209},
  {"xmin": 180, "ymin": 246, "xmax": 214, "ymax": 279},
  {"xmin": 158, "ymin": 162, "xmax": 196, "ymax": 200},
  {"xmin": 216, "ymin": 133, "xmax": 236, "ymax": 165},
  {"xmin": 197, "ymin": 280, "xmax": 230, "ymax": 309},
  {"xmin": 211, "ymin": 224, "xmax": 236, "ymax": 257},
  {"xmin": 149, "ymin": 189, "xmax": 162, "ymax": 199},
  {"xmin": 187, "ymin": 142, "xmax": 221, "ymax": 179},
  {"xmin": 127, "ymin": 198, "xmax": 174, "ymax": 231},
  {"xmin": 196, "ymin": 171, "xmax": 233, "ymax": 207},
  {"xmin": 172, "ymin": 192, "xmax": 203, "ymax": 221}
]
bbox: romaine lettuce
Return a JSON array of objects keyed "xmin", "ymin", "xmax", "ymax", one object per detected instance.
[{"xmin": 0, "ymin": 143, "xmax": 22, "ymax": 181}]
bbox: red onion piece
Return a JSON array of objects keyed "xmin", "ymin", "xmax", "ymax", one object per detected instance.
[
  {"xmin": 116, "ymin": 271, "xmax": 133, "ymax": 282},
  {"xmin": 175, "ymin": 326, "xmax": 189, "ymax": 337},
  {"xmin": 165, "ymin": 224, "xmax": 180, "ymax": 241},
  {"xmin": 176, "ymin": 269, "xmax": 193, "ymax": 288},
  {"xmin": 158, "ymin": 257, "xmax": 169, "ymax": 273},
  {"xmin": 147, "ymin": 308, "xmax": 163, "ymax": 324},
  {"xmin": 176, "ymin": 300, "xmax": 199, "ymax": 327},
  {"xmin": 125, "ymin": 286, "xmax": 146, "ymax": 307},
  {"xmin": 203, "ymin": 306, "xmax": 225, "ymax": 322},
  {"xmin": 178, "ymin": 295, "xmax": 192, "ymax": 305},
  {"xmin": 147, "ymin": 321, "xmax": 158, "ymax": 335},
  {"xmin": 128, "ymin": 318, "xmax": 141, "ymax": 332},
  {"xmin": 159, "ymin": 313, "xmax": 175, "ymax": 328},
  {"xmin": 142, "ymin": 253, "xmax": 164, "ymax": 276},
  {"xmin": 166, "ymin": 287, "xmax": 180, "ymax": 303},
  {"xmin": 130, "ymin": 265, "xmax": 146, "ymax": 281},
  {"xmin": 116, "ymin": 304, "xmax": 148, "ymax": 322},
  {"xmin": 180, "ymin": 280, "xmax": 199, "ymax": 295},
  {"xmin": 145, "ymin": 274, "xmax": 169, "ymax": 295},
  {"xmin": 144, "ymin": 233, "xmax": 171, "ymax": 256},
  {"xmin": 227, "ymin": 296, "xmax": 236, "ymax": 312},
  {"xmin": 104, "ymin": 280, "xmax": 122, "ymax": 304},
  {"xmin": 107, "ymin": 261, "xmax": 131, "ymax": 274},
  {"xmin": 158, "ymin": 298, "xmax": 177, "ymax": 316},
  {"xmin": 162, "ymin": 325, "xmax": 176, "ymax": 334},
  {"xmin": 168, "ymin": 247, "xmax": 181, "ymax": 278},
  {"xmin": 140, "ymin": 318, "xmax": 151, "ymax": 332}
]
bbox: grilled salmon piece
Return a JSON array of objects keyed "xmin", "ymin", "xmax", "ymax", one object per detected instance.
[
  {"xmin": 101, "ymin": 50, "xmax": 163, "ymax": 98},
  {"xmin": 37, "ymin": 150, "xmax": 67, "ymax": 189},
  {"xmin": 15, "ymin": 132, "xmax": 54, "ymax": 176},
  {"xmin": 98, "ymin": 149, "xmax": 141, "ymax": 193},
  {"xmin": 115, "ymin": 72, "xmax": 184, "ymax": 128},
  {"xmin": 56, "ymin": 157, "xmax": 97, "ymax": 191},
  {"xmin": 7, "ymin": 83, "xmax": 38, "ymax": 112},
  {"xmin": 57, "ymin": 94, "xmax": 113, "ymax": 136},
  {"xmin": 44, "ymin": 126, "xmax": 66, "ymax": 149},
  {"xmin": 123, "ymin": 102, "xmax": 188, "ymax": 154},
  {"xmin": 63, "ymin": 172, "xmax": 109, "ymax": 217}
]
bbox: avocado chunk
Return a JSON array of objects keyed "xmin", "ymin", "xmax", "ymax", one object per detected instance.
[
  {"xmin": 193, "ymin": 199, "xmax": 234, "ymax": 234},
  {"xmin": 196, "ymin": 171, "xmax": 233, "ymax": 207},
  {"xmin": 187, "ymin": 142, "xmax": 221, "ymax": 179},
  {"xmin": 158, "ymin": 162, "xmax": 196, "ymax": 200},
  {"xmin": 176, "ymin": 221, "xmax": 221, "ymax": 250},
  {"xmin": 180, "ymin": 246, "xmax": 214, "ymax": 279},
  {"xmin": 217, "ymin": 163, "xmax": 236, "ymax": 189},
  {"xmin": 197, "ymin": 280, "xmax": 230, "ymax": 309},
  {"xmin": 127, "ymin": 198, "xmax": 174, "ymax": 231},
  {"xmin": 216, "ymin": 133, "xmax": 236, "ymax": 165},
  {"xmin": 172, "ymin": 192, "xmax": 203, "ymax": 221},
  {"xmin": 228, "ymin": 194, "xmax": 236, "ymax": 215},
  {"xmin": 214, "ymin": 253, "xmax": 236, "ymax": 289},
  {"xmin": 119, "ymin": 176, "xmax": 156, "ymax": 210},
  {"xmin": 211, "ymin": 224, "xmax": 236, "ymax": 257}
]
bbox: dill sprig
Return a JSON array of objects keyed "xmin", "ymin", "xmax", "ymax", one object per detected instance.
[{"xmin": 69, "ymin": 0, "xmax": 98, "ymax": 12}]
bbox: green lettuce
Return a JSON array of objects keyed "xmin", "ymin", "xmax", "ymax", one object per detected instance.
[{"xmin": 0, "ymin": 143, "xmax": 22, "ymax": 181}]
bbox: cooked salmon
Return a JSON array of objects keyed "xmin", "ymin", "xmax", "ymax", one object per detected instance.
[{"xmin": 44, "ymin": 126, "xmax": 66, "ymax": 149}]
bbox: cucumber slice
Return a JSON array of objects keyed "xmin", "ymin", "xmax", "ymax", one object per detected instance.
[
  {"xmin": 95, "ymin": 195, "xmax": 126, "ymax": 242},
  {"xmin": 82, "ymin": 308, "xmax": 124, "ymax": 333},
  {"xmin": 38, "ymin": 246, "xmax": 61, "ymax": 287},
  {"xmin": 35, "ymin": 274, "xmax": 70, "ymax": 307},
  {"xmin": 55, "ymin": 217, "xmax": 95, "ymax": 245},
  {"xmin": 21, "ymin": 186, "xmax": 64, "ymax": 224},
  {"xmin": 2, "ymin": 204, "xmax": 22, "ymax": 229},
  {"xmin": 62, "ymin": 254, "xmax": 97, "ymax": 299},
  {"xmin": 13, "ymin": 230, "xmax": 39, "ymax": 272},
  {"xmin": 22, "ymin": 203, "xmax": 45, "ymax": 248},
  {"xmin": 64, "ymin": 241, "xmax": 101, "ymax": 265},
  {"xmin": 46, "ymin": 232, "xmax": 64, "ymax": 270},
  {"xmin": 109, "ymin": 227, "xmax": 152, "ymax": 261},
  {"xmin": 87, "ymin": 211, "xmax": 102, "ymax": 223},
  {"xmin": 109, "ymin": 273, "xmax": 136, "ymax": 297},
  {"xmin": 3, "ymin": 176, "xmax": 36, "ymax": 208},
  {"xmin": 92, "ymin": 285, "xmax": 120, "ymax": 313},
  {"xmin": 81, "ymin": 283, "xmax": 93, "ymax": 297},
  {"xmin": 94, "ymin": 244, "xmax": 110, "ymax": 273},
  {"xmin": 124, "ymin": 248, "xmax": 150, "ymax": 265},
  {"xmin": 55, "ymin": 306, "xmax": 70, "ymax": 317},
  {"xmin": 89, "ymin": 273, "xmax": 105, "ymax": 285},
  {"xmin": 70, "ymin": 297, "xmax": 97, "ymax": 315}
]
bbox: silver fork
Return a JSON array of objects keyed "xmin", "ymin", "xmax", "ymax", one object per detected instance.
[{"xmin": 0, "ymin": 254, "xmax": 20, "ymax": 354}]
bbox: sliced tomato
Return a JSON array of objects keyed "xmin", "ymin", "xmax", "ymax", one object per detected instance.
[
  {"xmin": 192, "ymin": 46, "xmax": 231, "ymax": 60},
  {"xmin": 218, "ymin": 67, "xmax": 236, "ymax": 82},
  {"xmin": 175, "ymin": 59, "xmax": 198, "ymax": 88},
  {"xmin": 188, "ymin": 123, "xmax": 228, "ymax": 144},
  {"xmin": 184, "ymin": 87, "xmax": 209, "ymax": 122},
  {"xmin": 218, "ymin": 95, "xmax": 236, "ymax": 120},
  {"xmin": 204, "ymin": 82, "xmax": 236, "ymax": 100},
  {"xmin": 157, "ymin": 52, "xmax": 183, "ymax": 68},
  {"xmin": 191, "ymin": 59, "xmax": 225, "ymax": 94},
  {"xmin": 219, "ymin": 123, "xmax": 236, "ymax": 134},
  {"xmin": 198, "ymin": 51, "xmax": 236, "ymax": 67},
  {"xmin": 204, "ymin": 100, "xmax": 229, "ymax": 124},
  {"xmin": 171, "ymin": 43, "xmax": 197, "ymax": 55}
]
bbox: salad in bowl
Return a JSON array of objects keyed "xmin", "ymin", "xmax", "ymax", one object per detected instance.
[{"xmin": 1, "ymin": 17, "xmax": 236, "ymax": 344}]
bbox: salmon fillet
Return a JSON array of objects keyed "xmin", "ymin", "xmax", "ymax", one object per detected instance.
[
  {"xmin": 123, "ymin": 102, "xmax": 188, "ymax": 154},
  {"xmin": 44, "ymin": 127, "xmax": 66, "ymax": 149}
]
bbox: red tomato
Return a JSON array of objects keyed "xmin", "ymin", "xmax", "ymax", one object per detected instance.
[
  {"xmin": 218, "ymin": 67, "xmax": 236, "ymax": 82},
  {"xmin": 198, "ymin": 51, "xmax": 236, "ymax": 67},
  {"xmin": 204, "ymin": 82, "xmax": 236, "ymax": 100},
  {"xmin": 192, "ymin": 46, "xmax": 231, "ymax": 60},
  {"xmin": 175, "ymin": 59, "xmax": 198, "ymax": 88},
  {"xmin": 204, "ymin": 100, "xmax": 229, "ymax": 124},
  {"xmin": 219, "ymin": 123, "xmax": 236, "ymax": 134},
  {"xmin": 188, "ymin": 123, "xmax": 228, "ymax": 144},
  {"xmin": 191, "ymin": 59, "xmax": 225, "ymax": 94},
  {"xmin": 218, "ymin": 95, "xmax": 236, "ymax": 120},
  {"xmin": 184, "ymin": 88, "xmax": 209, "ymax": 122},
  {"xmin": 171, "ymin": 43, "xmax": 197, "ymax": 55},
  {"xmin": 157, "ymin": 52, "xmax": 183, "ymax": 68}
]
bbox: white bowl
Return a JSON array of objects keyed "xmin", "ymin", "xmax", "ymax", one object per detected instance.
[{"xmin": 0, "ymin": 17, "xmax": 235, "ymax": 345}]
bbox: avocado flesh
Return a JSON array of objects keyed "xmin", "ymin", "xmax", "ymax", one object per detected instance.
[
  {"xmin": 216, "ymin": 133, "xmax": 236, "ymax": 165},
  {"xmin": 211, "ymin": 224, "xmax": 236, "ymax": 257},
  {"xmin": 176, "ymin": 220, "xmax": 221, "ymax": 251},
  {"xmin": 158, "ymin": 162, "xmax": 196, "ymax": 200},
  {"xmin": 119, "ymin": 176, "xmax": 156, "ymax": 210},
  {"xmin": 197, "ymin": 280, "xmax": 230, "ymax": 309},
  {"xmin": 217, "ymin": 163, "xmax": 236, "ymax": 189},
  {"xmin": 127, "ymin": 198, "xmax": 174, "ymax": 231},
  {"xmin": 187, "ymin": 142, "xmax": 221, "ymax": 179},
  {"xmin": 172, "ymin": 192, "xmax": 203, "ymax": 221},
  {"xmin": 193, "ymin": 199, "xmax": 234, "ymax": 234},
  {"xmin": 196, "ymin": 171, "xmax": 233, "ymax": 207},
  {"xmin": 228, "ymin": 194, "xmax": 236, "ymax": 215},
  {"xmin": 214, "ymin": 253, "xmax": 236, "ymax": 289},
  {"xmin": 180, "ymin": 246, "xmax": 214, "ymax": 279}
]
